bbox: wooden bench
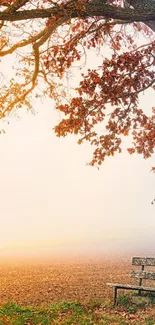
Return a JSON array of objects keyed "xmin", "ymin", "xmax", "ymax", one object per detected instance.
[{"xmin": 106, "ymin": 257, "xmax": 155, "ymax": 306}]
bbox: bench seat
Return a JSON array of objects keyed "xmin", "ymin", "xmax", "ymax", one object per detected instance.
[{"xmin": 106, "ymin": 283, "xmax": 155, "ymax": 292}]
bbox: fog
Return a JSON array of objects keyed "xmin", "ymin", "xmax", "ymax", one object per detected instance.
[{"xmin": 0, "ymin": 89, "xmax": 155, "ymax": 264}]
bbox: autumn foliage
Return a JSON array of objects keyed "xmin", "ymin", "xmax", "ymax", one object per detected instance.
[{"xmin": 0, "ymin": 0, "xmax": 155, "ymax": 166}]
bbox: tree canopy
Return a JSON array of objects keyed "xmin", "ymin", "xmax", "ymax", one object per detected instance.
[{"xmin": 0, "ymin": 0, "xmax": 155, "ymax": 166}]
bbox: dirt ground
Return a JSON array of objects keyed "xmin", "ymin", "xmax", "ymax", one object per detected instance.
[{"xmin": 0, "ymin": 256, "xmax": 137, "ymax": 306}]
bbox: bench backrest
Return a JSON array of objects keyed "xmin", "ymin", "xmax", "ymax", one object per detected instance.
[{"xmin": 131, "ymin": 257, "xmax": 155, "ymax": 287}]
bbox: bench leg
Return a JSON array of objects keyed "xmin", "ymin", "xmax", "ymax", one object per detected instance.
[
  {"xmin": 138, "ymin": 277, "xmax": 143, "ymax": 296},
  {"xmin": 113, "ymin": 287, "xmax": 117, "ymax": 306}
]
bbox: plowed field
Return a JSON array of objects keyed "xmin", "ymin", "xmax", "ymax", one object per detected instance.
[{"xmin": 0, "ymin": 257, "xmax": 134, "ymax": 306}]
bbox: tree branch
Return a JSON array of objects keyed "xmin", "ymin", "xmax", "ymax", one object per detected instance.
[
  {"xmin": 0, "ymin": 4, "xmax": 154, "ymax": 23},
  {"xmin": 0, "ymin": 27, "xmax": 49, "ymax": 56}
]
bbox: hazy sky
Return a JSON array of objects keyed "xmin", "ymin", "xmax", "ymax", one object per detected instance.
[
  {"xmin": 0, "ymin": 43, "xmax": 155, "ymax": 262},
  {"xmin": 0, "ymin": 92, "xmax": 154, "ymax": 262}
]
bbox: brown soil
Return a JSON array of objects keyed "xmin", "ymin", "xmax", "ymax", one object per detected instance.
[{"xmin": 0, "ymin": 256, "xmax": 135, "ymax": 306}]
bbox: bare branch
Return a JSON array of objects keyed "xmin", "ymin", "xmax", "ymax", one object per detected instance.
[{"xmin": 0, "ymin": 27, "xmax": 49, "ymax": 56}]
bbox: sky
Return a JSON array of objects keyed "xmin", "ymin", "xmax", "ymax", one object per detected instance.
[
  {"xmin": 0, "ymin": 38, "xmax": 155, "ymax": 263},
  {"xmin": 0, "ymin": 92, "xmax": 155, "ymax": 263}
]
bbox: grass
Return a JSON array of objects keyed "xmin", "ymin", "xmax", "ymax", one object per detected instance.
[{"xmin": 0, "ymin": 296, "xmax": 155, "ymax": 325}]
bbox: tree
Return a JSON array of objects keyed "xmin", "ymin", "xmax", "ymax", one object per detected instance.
[{"xmin": 0, "ymin": 0, "xmax": 155, "ymax": 166}]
